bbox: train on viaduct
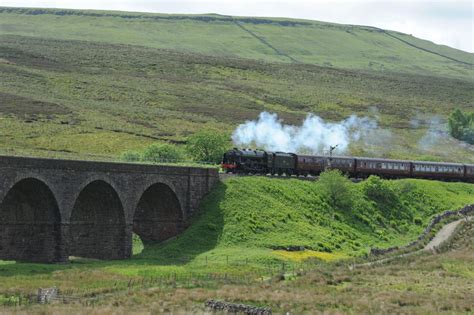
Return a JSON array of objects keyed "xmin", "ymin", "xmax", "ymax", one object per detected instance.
[{"xmin": 0, "ymin": 156, "xmax": 218, "ymax": 263}]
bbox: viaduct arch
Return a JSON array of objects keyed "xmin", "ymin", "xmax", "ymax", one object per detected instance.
[{"xmin": 0, "ymin": 156, "xmax": 218, "ymax": 263}]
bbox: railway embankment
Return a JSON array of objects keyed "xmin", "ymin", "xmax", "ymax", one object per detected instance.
[{"xmin": 146, "ymin": 175, "xmax": 474, "ymax": 264}]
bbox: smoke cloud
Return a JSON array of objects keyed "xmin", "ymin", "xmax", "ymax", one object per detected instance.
[
  {"xmin": 418, "ymin": 116, "xmax": 444, "ymax": 151},
  {"xmin": 232, "ymin": 112, "xmax": 378, "ymax": 154}
]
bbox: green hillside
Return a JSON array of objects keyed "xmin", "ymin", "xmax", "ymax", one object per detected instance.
[
  {"xmin": 0, "ymin": 7, "xmax": 473, "ymax": 162},
  {"xmin": 148, "ymin": 176, "xmax": 474, "ymax": 262},
  {"xmin": 0, "ymin": 7, "xmax": 472, "ymax": 78},
  {"xmin": 1, "ymin": 176, "xmax": 473, "ymax": 293}
]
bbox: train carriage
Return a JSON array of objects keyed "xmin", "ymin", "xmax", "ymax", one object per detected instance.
[
  {"xmin": 356, "ymin": 158, "xmax": 411, "ymax": 178},
  {"xmin": 295, "ymin": 155, "xmax": 326, "ymax": 176},
  {"xmin": 327, "ymin": 156, "xmax": 356, "ymax": 175},
  {"xmin": 412, "ymin": 161, "xmax": 464, "ymax": 180},
  {"xmin": 464, "ymin": 164, "xmax": 474, "ymax": 182}
]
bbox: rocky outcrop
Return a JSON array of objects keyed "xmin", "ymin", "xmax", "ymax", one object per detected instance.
[{"xmin": 205, "ymin": 300, "xmax": 272, "ymax": 315}]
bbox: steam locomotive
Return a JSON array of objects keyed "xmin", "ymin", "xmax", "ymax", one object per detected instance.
[{"xmin": 221, "ymin": 148, "xmax": 474, "ymax": 182}]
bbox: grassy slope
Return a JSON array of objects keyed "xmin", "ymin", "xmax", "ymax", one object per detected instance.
[
  {"xmin": 148, "ymin": 177, "xmax": 474, "ymax": 261},
  {"xmin": 132, "ymin": 221, "xmax": 474, "ymax": 314},
  {"xmin": 0, "ymin": 7, "xmax": 472, "ymax": 79},
  {"xmin": 0, "ymin": 35, "xmax": 473, "ymax": 162},
  {"xmin": 0, "ymin": 177, "xmax": 472, "ymax": 293},
  {"xmin": 4, "ymin": 222, "xmax": 472, "ymax": 313}
]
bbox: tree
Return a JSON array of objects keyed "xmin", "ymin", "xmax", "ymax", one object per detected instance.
[
  {"xmin": 448, "ymin": 108, "xmax": 474, "ymax": 144},
  {"xmin": 186, "ymin": 130, "xmax": 229, "ymax": 163},
  {"xmin": 317, "ymin": 169, "xmax": 353, "ymax": 211},
  {"xmin": 142, "ymin": 143, "xmax": 185, "ymax": 163}
]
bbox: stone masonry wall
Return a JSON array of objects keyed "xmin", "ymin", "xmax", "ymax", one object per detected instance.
[{"xmin": 0, "ymin": 156, "xmax": 218, "ymax": 263}]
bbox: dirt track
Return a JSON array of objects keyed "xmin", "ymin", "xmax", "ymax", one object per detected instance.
[
  {"xmin": 424, "ymin": 217, "xmax": 470, "ymax": 251},
  {"xmin": 352, "ymin": 216, "xmax": 472, "ymax": 269}
]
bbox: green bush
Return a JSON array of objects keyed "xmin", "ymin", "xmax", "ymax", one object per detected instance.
[
  {"xmin": 186, "ymin": 130, "xmax": 229, "ymax": 163},
  {"xmin": 448, "ymin": 108, "xmax": 474, "ymax": 144},
  {"xmin": 142, "ymin": 143, "xmax": 185, "ymax": 163},
  {"xmin": 362, "ymin": 176, "xmax": 400, "ymax": 218},
  {"xmin": 120, "ymin": 150, "xmax": 141, "ymax": 162},
  {"xmin": 362, "ymin": 176, "xmax": 397, "ymax": 204},
  {"xmin": 317, "ymin": 169, "xmax": 353, "ymax": 211},
  {"xmin": 414, "ymin": 217, "xmax": 423, "ymax": 226}
]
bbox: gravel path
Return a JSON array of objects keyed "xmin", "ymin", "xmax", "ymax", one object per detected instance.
[
  {"xmin": 351, "ymin": 216, "xmax": 472, "ymax": 269},
  {"xmin": 424, "ymin": 218, "xmax": 469, "ymax": 251}
]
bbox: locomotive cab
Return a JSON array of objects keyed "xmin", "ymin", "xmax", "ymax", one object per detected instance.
[{"xmin": 222, "ymin": 149, "xmax": 238, "ymax": 172}]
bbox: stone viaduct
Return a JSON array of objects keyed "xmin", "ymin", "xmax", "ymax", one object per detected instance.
[{"xmin": 0, "ymin": 156, "xmax": 219, "ymax": 263}]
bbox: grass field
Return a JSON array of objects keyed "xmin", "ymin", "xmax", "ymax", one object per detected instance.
[
  {"xmin": 0, "ymin": 7, "xmax": 472, "ymax": 78},
  {"xmin": 0, "ymin": 7, "xmax": 473, "ymax": 313},
  {"xmin": 0, "ymin": 20, "xmax": 473, "ymax": 162},
  {"xmin": 0, "ymin": 177, "xmax": 472, "ymax": 292},
  {"xmin": 0, "ymin": 176, "xmax": 472, "ymax": 313}
]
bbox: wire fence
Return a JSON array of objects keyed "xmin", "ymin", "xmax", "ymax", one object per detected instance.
[{"xmin": 0, "ymin": 259, "xmax": 319, "ymax": 307}]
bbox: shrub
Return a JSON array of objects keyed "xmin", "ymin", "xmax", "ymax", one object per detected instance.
[
  {"xmin": 317, "ymin": 169, "xmax": 353, "ymax": 211},
  {"xmin": 120, "ymin": 150, "xmax": 141, "ymax": 162},
  {"xmin": 448, "ymin": 108, "xmax": 474, "ymax": 144},
  {"xmin": 414, "ymin": 217, "xmax": 423, "ymax": 226},
  {"xmin": 186, "ymin": 130, "xmax": 229, "ymax": 163},
  {"xmin": 362, "ymin": 176, "xmax": 397, "ymax": 203},
  {"xmin": 142, "ymin": 143, "xmax": 185, "ymax": 163},
  {"xmin": 362, "ymin": 176, "xmax": 403, "ymax": 219}
]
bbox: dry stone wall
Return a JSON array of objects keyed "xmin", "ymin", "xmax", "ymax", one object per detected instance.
[{"xmin": 370, "ymin": 204, "xmax": 474, "ymax": 256}]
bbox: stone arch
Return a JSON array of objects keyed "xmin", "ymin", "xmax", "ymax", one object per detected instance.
[
  {"xmin": 133, "ymin": 182, "xmax": 184, "ymax": 243},
  {"xmin": 0, "ymin": 178, "xmax": 64, "ymax": 262},
  {"xmin": 69, "ymin": 180, "xmax": 127, "ymax": 259}
]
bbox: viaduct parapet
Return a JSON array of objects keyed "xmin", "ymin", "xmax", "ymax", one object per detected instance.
[{"xmin": 0, "ymin": 156, "xmax": 218, "ymax": 263}]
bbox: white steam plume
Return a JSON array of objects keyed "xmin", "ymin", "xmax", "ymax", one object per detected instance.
[{"xmin": 232, "ymin": 112, "xmax": 378, "ymax": 154}]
